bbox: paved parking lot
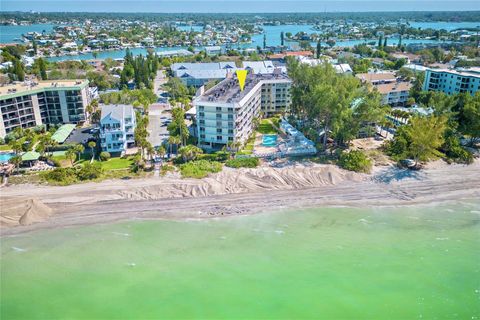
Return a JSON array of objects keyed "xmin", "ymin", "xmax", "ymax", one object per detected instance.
[
  {"xmin": 65, "ymin": 125, "xmax": 97, "ymax": 145},
  {"xmin": 147, "ymin": 103, "xmax": 172, "ymax": 147}
]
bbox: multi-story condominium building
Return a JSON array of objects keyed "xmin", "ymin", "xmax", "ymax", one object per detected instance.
[
  {"xmin": 376, "ymin": 82, "xmax": 412, "ymax": 107},
  {"xmin": 193, "ymin": 72, "xmax": 292, "ymax": 149},
  {"xmin": 0, "ymin": 80, "xmax": 92, "ymax": 137},
  {"xmin": 423, "ymin": 68, "xmax": 480, "ymax": 95},
  {"xmin": 100, "ymin": 104, "xmax": 136, "ymax": 154}
]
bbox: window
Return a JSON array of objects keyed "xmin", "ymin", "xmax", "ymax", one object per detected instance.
[
  {"xmin": 199, "ymin": 106, "xmax": 204, "ymax": 111},
  {"xmin": 200, "ymin": 134, "xmax": 205, "ymax": 139},
  {"xmin": 216, "ymin": 107, "xmax": 222, "ymax": 112},
  {"xmin": 216, "ymin": 113, "xmax": 222, "ymax": 119},
  {"xmin": 217, "ymin": 128, "xmax": 222, "ymax": 133},
  {"xmin": 217, "ymin": 136, "xmax": 222, "ymax": 141},
  {"xmin": 200, "ymin": 127, "xmax": 205, "ymax": 132}
]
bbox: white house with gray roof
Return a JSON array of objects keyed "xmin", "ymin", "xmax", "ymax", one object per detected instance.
[
  {"xmin": 100, "ymin": 104, "xmax": 136, "ymax": 154},
  {"xmin": 171, "ymin": 62, "xmax": 237, "ymax": 87}
]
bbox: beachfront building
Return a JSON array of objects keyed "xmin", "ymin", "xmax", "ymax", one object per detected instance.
[
  {"xmin": 423, "ymin": 68, "xmax": 480, "ymax": 95},
  {"xmin": 99, "ymin": 104, "xmax": 136, "ymax": 154},
  {"xmin": 0, "ymin": 80, "xmax": 92, "ymax": 138},
  {"xmin": 193, "ymin": 72, "xmax": 291, "ymax": 149},
  {"xmin": 171, "ymin": 62, "xmax": 237, "ymax": 87}
]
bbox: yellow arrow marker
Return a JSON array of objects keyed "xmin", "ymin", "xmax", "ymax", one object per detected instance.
[{"xmin": 236, "ymin": 69, "xmax": 248, "ymax": 91}]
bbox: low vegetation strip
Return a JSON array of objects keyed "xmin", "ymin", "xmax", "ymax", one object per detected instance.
[
  {"xmin": 225, "ymin": 157, "xmax": 259, "ymax": 168},
  {"xmin": 179, "ymin": 160, "xmax": 222, "ymax": 179}
]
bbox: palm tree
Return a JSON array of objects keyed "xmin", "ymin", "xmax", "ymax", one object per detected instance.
[
  {"xmin": 9, "ymin": 155, "xmax": 22, "ymax": 174},
  {"xmin": 88, "ymin": 141, "xmax": 96, "ymax": 162},
  {"xmin": 65, "ymin": 148, "xmax": 76, "ymax": 167},
  {"xmin": 178, "ymin": 145, "xmax": 203, "ymax": 162},
  {"xmin": 74, "ymin": 144, "xmax": 85, "ymax": 164},
  {"xmin": 156, "ymin": 145, "xmax": 166, "ymax": 165},
  {"xmin": 8, "ymin": 140, "xmax": 23, "ymax": 156},
  {"xmin": 146, "ymin": 143, "xmax": 155, "ymax": 161},
  {"xmin": 168, "ymin": 135, "xmax": 181, "ymax": 158}
]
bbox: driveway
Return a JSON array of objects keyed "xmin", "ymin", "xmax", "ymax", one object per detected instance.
[{"xmin": 147, "ymin": 103, "xmax": 172, "ymax": 148}]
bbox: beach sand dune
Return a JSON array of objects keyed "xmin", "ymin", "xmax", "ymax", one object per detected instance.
[
  {"xmin": 1, "ymin": 198, "xmax": 53, "ymax": 227},
  {"xmin": 117, "ymin": 164, "xmax": 365, "ymax": 200},
  {"xmin": 1, "ymin": 160, "xmax": 479, "ymax": 235}
]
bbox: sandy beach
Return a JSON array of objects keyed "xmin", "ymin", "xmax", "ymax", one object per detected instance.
[{"xmin": 1, "ymin": 159, "xmax": 479, "ymax": 236}]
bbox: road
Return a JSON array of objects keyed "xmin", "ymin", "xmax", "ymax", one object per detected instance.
[{"xmin": 153, "ymin": 69, "xmax": 168, "ymax": 97}]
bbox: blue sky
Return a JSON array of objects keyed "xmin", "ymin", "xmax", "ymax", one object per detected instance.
[{"xmin": 2, "ymin": 0, "xmax": 480, "ymax": 13}]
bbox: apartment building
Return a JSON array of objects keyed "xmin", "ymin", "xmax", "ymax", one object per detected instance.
[
  {"xmin": 423, "ymin": 68, "xmax": 480, "ymax": 95},
  {"xmin": 99, "ymin": 104, "xmax": 136, "ymax": 154},
  {"xmin": 356, "ymin": 72, "xmax": 397, "ymax": 85},
  {"xmin": 376, "ymin": 82, "xmax": 412, "ymax": 107},
  {"xmin": 0, "ymin": 80, "xmax": 92, "ymax": 137},
  {"xmin": 193, "ymin": 72, "xmax": 292, "ymax": 149}
]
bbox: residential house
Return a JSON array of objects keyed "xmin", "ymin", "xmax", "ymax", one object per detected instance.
[{"xmin": 99, "ymin": 104, "xmax": 136, "ymax": 154}]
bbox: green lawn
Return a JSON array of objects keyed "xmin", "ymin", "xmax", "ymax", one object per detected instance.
[
  {"xmin": 257, "ymin": 119, "xmax": 278, "ymax": 134},
  {"xmin": 100, "ymin": 157, "xmax": 134, "ymax": 170},
  {"xmin": 240, "ymin": 132, "xmax": 256, "ymax": 154},
  {"xmin": 0, "ymin": 145, "xmax": 12, "ymax": 151}
]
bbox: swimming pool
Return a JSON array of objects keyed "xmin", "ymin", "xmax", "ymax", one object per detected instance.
[
  {"xmin": 262, "ymin": 134, "xmax": 278, "ymax": 147},
  {"xmin": 0, "ymin": 152, "xmax": 14, "ymax": 163}
]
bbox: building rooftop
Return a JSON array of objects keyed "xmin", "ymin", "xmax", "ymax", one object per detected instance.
[
  {"xmin": 375, "ymin": 82, "xmax": 412, "ymax": 94},
  {"xmin": 0, "ymin": 80, "xmax": 89, "ymax": 98},
  {"xmin": 179, "ymin": 69, "xmax": 234, "ymax": 80},
  {"xmin": 356, "ymin": 72, "xmax": 397, "ymax": 83},
  {"xmin": 196, "ymin": 72, "xmax": 290, "ymax": 105},
  {"xmin": 427, "ymin": 68, "xmax": 480, "ymax": 78},
  {"xmin": 101, "ymin": 104, "xmax": 134, "ymax": 122},
  {"xmin": 172, "ymin": 62, "xmax": 237, "ymax": 72},
  {"xmin": 242, "ymin": 61, "xmax": 275, "ymax": 74},
  {"xmin": 51, "ymin": 124, "xmax": 76, "ymax": 144},
  {"xmin": 268, "ymin": 51, "xmax": 314, "ymax": 60}
]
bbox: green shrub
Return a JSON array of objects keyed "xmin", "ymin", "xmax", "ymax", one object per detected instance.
[
  {"xmin": 77, "ymin": 162, "xmax": 104, "ymax": 180},
  {"xmin": 160, "ymin": 164, "xmax": 175, "ymax": 176},
  {"xmin": 442, "ymin": 135, "xmax": 474, "ymax": 164},
  {"xmin": 179, "ymin": 160, "xmax": 222, "ymax": 178},
  {"xmin": 338, "ymin": 150, "xmax": 372, "ymax": 173},
  {"xmin": 225, "ymin": 157, "xmax": 259, "ymax": 168},
  {"xmin": 197, "ymin": 151, "xmax": 229, "ymax": 162},
  {"xmin": 100, "ymin": 151, "xmax": 111, "ymax": 161},
  {"xmin": 43, "ymin": 168, "xmax": 77, "ymax": 185}
]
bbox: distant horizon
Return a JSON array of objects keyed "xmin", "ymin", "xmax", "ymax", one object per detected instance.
[{"xmin": 2, "ymin": 1, "xmax": 480, "ymax": 13}]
